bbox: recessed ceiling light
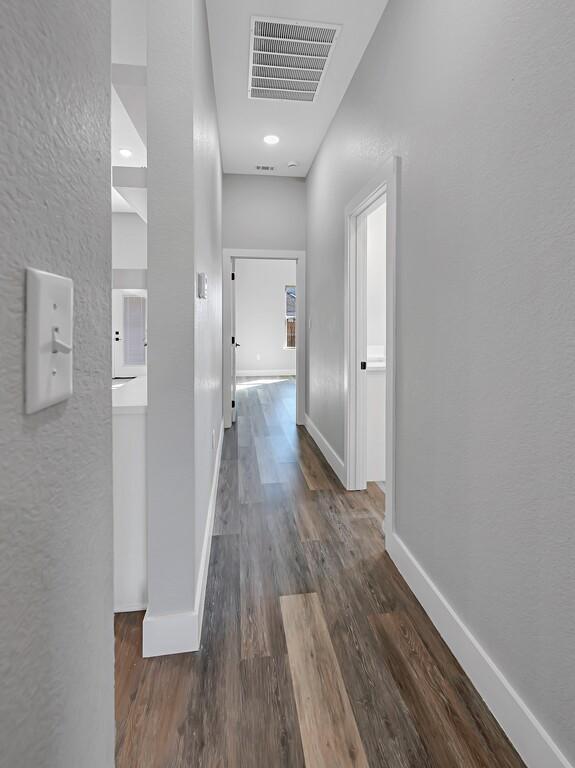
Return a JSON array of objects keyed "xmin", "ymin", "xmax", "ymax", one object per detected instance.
[
  {"xmin": 263, "ymin": 135, "xmax": 279, "ymax": 145},
  {"xmin": 119, "ymin": 148, "xmax": 132, "ymax": 158}
]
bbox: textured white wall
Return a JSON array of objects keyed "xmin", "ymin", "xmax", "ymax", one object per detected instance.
[
  {"xmin": 236, "ymin": 259, "xmax": 297, "ymax": 374},
  {"xmin": 112, "ymin": 0, "xmax": 146, "ymax": 65},
  {"xmin": 0, "ymin": 1, "xmax": 114, "ymax": 766},
  {"xmin": 307, "ymin": 0, "xmax": 575, "ymax": 763},
  {"xmin": 112, "ymin": 213, "xmax": 147, "ymax": 269},
  {"xmin": 223, "ymin": 174, "xmax": 306, "ymax": 250},
  {"xmin": 147, "ymin": 0, "xmax": 222, "ymax": 622}
]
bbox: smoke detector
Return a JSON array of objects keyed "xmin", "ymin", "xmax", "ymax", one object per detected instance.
[{"xmin": 248, "ymin": 17, "xmax": 341, "ymax": 103}]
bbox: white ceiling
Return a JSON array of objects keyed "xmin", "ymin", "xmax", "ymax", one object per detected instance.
[
  {"xmin": 206, "ymin": 0, "xmax": 388, "ymax": 177},
  {"xmin": 112, "ymin": 187, "xmax": 134, "ymax": 213},
  {"xmin": 111, "ymin": 86, "xmax": 147, "ymax": 169}
]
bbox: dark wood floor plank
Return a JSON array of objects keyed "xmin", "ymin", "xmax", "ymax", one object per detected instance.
[
  {"xmin": 369, "ymin": 609, "xmax": 522, "ymax": 768},
  {"xmin": 181, "ymin": 534, "xmax": 241, "ymax": 766},
  {"xmin": 296, "ymin": 432, "xmax": 336, "ymax": 491},
  {"xmin": 114, "ymin": 611, "xmax": 147, "ymax": 761},
  {"xmin": 240, "ymin": 502, "xmax": 287, "ymax": 659},
  {"xmin": 328, "ymin": 609, "xmax": 433, "ymax": 768},
  {"xmin": 238, "ymin": 444, "xmax": 264, "ymax": 504},
  {"xmin": 213, "ymin": 458, "xmax": 240, "ymax": 535},
  {"xmin": 115, "ymin": 636, "xmax": 196, "ymax": 767},
  {"xmin": 369, "ymin": 558, "xmax": 526, "ymax": 768},
  {"xmin": 240, "ymin": 655, "xmax": 305, "ymax": 768},
  {"xmin": 280, "ymin": 592, "xmax": 369, "ymax": 768},
  {"xmin": 265, "ymin": 494, "xmax": 315, "ymax": 597},
  {"xmin": 254, "ymin": 435, "xmax": 281, "ymax": 484}
]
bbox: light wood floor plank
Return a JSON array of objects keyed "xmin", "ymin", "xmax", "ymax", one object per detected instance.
[{"xmin": 280, "ymin": 592, "xmax": 369, "ymax": 768}]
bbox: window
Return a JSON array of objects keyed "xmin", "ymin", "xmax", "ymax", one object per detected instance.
[
  {"xmin": 285, "ymin": 285, "xmax": 296, "ymax": 348},
  {"xmin": 124, "ymin": 295, "xmax": 147, "ymax": 365}
]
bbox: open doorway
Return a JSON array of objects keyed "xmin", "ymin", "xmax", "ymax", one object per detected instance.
[
  {"xmin": 344, "ymin": 156, "xmax": 398, "ymax": 538},
  {"xmin": 230, "ymin": 257, "xmax": 297, "ymax": 426},
  {"xmin": 223, "ymin": 249, "xmax": 306, "ymax": 429}
]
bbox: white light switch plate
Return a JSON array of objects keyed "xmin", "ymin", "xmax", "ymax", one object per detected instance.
[{"xmin": 26, "ymin": 268, "xmax": 73, "ymax": 414}]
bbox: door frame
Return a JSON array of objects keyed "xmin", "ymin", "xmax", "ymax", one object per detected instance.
[
  {"xmin": 222, "ymin": 248, "xmax": 306, "ymax": 428},
  {"xmin": 344, "ymin": 155, "xmax": 399, "ymax": 539}
]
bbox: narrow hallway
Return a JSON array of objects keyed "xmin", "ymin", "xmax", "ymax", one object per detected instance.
[{"xmin": 115, "ymin": 377, "xmax": 524, "ymax": 768}]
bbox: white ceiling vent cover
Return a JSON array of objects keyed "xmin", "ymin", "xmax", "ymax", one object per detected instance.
[{"xmin": 248, "ymin": 17, "xmax": 341, "ymax": 103}]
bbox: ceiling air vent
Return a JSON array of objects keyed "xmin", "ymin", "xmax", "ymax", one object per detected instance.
[
  {"xmin": 248, "ymin": 17, "xmax": 341, "ymax": 103},
  {"xmin": 256, "ymin": 164, "xmax": 275, "ymax": 172}
]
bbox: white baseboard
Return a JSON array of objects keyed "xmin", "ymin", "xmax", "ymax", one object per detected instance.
[
  {"xmin": 142, "ymin": 609, "xmax": 198, "ymax": 658},
  {"xmin": 192, "ymin": 419, "xmax": 224, "ymax": 650},
  {"xmin": 304, "ymin": 413, "xmax": 346, "ymax": 487},
  {"xmin": 236, "ymin": 369, "xmax": 295, "ymax": 377},
  {"xmin": 387, "ymin": 532, "xmax": 573, "ymax": 768},
  {"xmin": 114, "ymin": 602, "xmax": 147, "ymax": 613},
  {"xmin": 143, "ymin": 420, "xmax": 224, "ymax": 658}
]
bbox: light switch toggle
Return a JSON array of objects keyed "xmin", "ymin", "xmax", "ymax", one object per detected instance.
[{"xmin": 52, "ymin": 327, "xmax": 72, "ymax": 354}]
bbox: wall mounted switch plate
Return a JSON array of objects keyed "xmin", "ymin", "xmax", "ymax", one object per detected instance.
[
  {"xmin": 26, "ymin": 268, "xmax": 74, "ymax": 414},
  {"xmin": 197, "ymin": 272, "xmax": 208, "ymax": 300}
]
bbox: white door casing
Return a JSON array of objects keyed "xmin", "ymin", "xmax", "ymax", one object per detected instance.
[
  {"xmin": 344, "ymin": 155, "xmax": 399, "ymax": 540},
  {"xmin": 222, "ymin": 249, "xmax": 306, "ymax": 428}
]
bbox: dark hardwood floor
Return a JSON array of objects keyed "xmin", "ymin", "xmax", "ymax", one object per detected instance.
[{"xmin": 115, "ymin": 376, "xmax": 525, "ymax": 768}]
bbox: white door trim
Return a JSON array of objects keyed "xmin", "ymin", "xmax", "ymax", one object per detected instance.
[
  {"xmin": 222, "ymin": 248, "xmax": 306, "ymax": 427},
  {"xmin": 344, "ymin": 156, "xmax": 399, "ymax": 541}
]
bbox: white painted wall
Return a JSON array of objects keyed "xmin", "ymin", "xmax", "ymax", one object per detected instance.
[
  {"xmin": 367, "ymin": 201, "xmax": 386, "ymax": 355},
  {"xmin": 306, "ymin": 0, "xmax": 575, "ymax": 765},
  {"xmin": 112, "ymin": 0, "xmax": 146, "ymax": 66},
  {"xmin": 112, "ymin": 212, "xmax": 147, "ymax": 269},
  {"xmin": 145, "ymin": 0, "xmax": 222, "ymax": 655},
  {"xmin": 113, "ymin": 268, "xmax": 147, "ymax": 289},
  {"xmin": 0, "ymin": 1, "xmax": 114, "ymax": 765},
  {"xmin": 191, "ymin": 0, "xmax": 224, "ymax": 603},
  {"xmin": 223, "ymin": 174, "xmax": 306, "ymax": 251},
  {"xmin": 235, "ymin": 259, "xmax": 296, "ymax": 375},
  {"xmin": 113, "ymin": 411, "xmax": 147, "ymax": 611}
]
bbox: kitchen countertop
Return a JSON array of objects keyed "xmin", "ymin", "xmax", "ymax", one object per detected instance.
[{"xmin": 112, "ymin": 376, "xmax": 148, "ymax": 414}]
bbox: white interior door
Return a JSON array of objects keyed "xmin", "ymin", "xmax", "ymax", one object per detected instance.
[
  {"xmin": 112, "ymin": 289, "xmax": 147, "ymax": 378},
  {"xmin": 356, "ymin": 207, "xmax": 369, "ymax": 487},
  {"xmin": 231, "ymin": 265, "xmax": 237, "ymax": 423},
  {"xmin": 364, "ymin": 197, "xmax": 387, "ymax": 483}
]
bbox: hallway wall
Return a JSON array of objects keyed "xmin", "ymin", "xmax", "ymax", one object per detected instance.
[
  {"xmin": 0, "ymin": 1, "xmax": 114, "ymax": 766},
  {"xmin": 146, "ymin": 0, "xmax": 222, "ymax": 654},
  {"xmin": 112, "ymin": 213, "xmax": 147, "ymax": 269},
  {"xmin": 306, "ymin": 0, "xmax": 575, "ymax": 765},
  {"xmin": 191, "ymin": 0, "xmax": 224, "ymax": 608},
  {"xmin": 223, "ymin": 174, "xmax": 306, "ymax": 251}
]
